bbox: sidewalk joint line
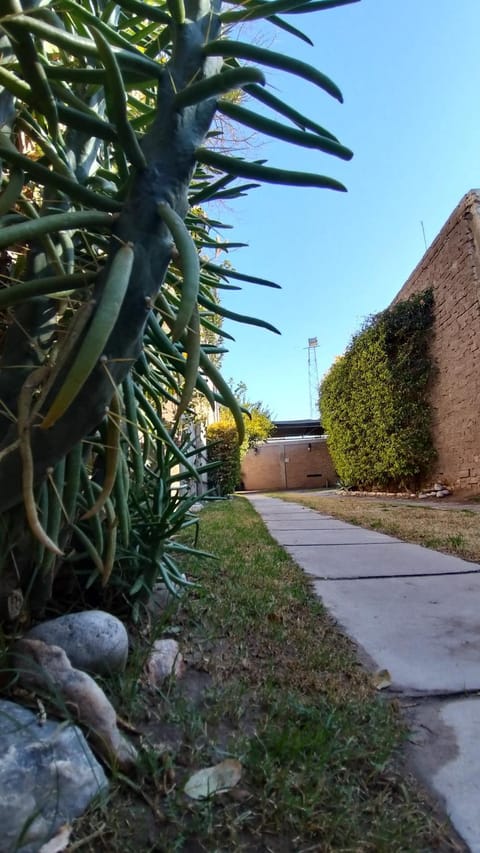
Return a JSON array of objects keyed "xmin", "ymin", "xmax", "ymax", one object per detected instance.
[
  {"xmin": 269, "ymin": 527, "xmax": 352, "ymax": 531},
  {"xmin": 316, "ymin": 568, "xmax": 480, "ymax": 580},
  {"xmin": 284, "ymin": 541, "xmax": 403, "ymax": 547}
]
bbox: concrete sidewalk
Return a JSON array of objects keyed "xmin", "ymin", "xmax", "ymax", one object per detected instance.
[{"xmin": 246, "ymin": 493, "xmax": 480, "ymax": 852}]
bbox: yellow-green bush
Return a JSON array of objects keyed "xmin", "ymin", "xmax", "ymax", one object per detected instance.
[{"xmin": 206, "ymin": 422, "xmax": 241, "ymax": 496}]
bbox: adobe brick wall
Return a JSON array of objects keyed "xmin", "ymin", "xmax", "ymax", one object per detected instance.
[
  {"xmin": 391, "ymin": 189, "xmax": 480, "ymax": 493},
  {"xmin": 241, "ymin": 437, "xmax": 337, "ymax": 491}
]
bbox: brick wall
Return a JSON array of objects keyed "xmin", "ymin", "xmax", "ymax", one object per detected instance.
[
  {"xmin": 391, "ymin": 189, "xmax": 480, "ymax": 493},
  {"xmin": 241, "ymin": 437, "xmax": 337, "ymax": 491}
]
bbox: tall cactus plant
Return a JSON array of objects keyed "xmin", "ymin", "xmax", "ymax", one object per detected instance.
[{"xmin": 0, "ymin": 0, "xmax": 355, "ymax": 621}]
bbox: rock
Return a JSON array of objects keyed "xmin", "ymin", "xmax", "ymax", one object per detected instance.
[
  {"xmin": 26, "ymin": 610, "xmax": 128, "ymax": 676},
  {"xmin": 419, "ymin": 483, "xmax": 451, "ymax": 499},
  {"xmin": 146, "ymin": 583, "xmax": 176, "ymax": 617},
  {"xmin": 0, "ymin": 698, "xmax": 107, "ymax": 853},
  {"xmin": 145, "ymin": 639, "xmax": 185, "ymax": 687},
  {"xmin": 13, "ymin": 639, "xmax": 138, "ymax": 772},
  {"xmin": 146, "ymin": 579, "xmax": 186, "ymax": 618}
]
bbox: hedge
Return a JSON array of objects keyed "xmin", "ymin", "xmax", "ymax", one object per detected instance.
[
  {"xmin": 320, "ymin": 290, "xmax": 436, "ymax": 491},
  {"xmin": 206, "ymin": 421, "xmax": 241, "ymax": 495}
]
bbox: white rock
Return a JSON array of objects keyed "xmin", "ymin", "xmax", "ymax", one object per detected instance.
[{"xmin": 145, "ymin": 639, "xmax": 184, "ymax": 687}]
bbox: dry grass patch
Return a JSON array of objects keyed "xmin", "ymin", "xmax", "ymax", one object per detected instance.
[{"xmin": 272, "ymin": 493, "xmax": 480, "ymax": 562}]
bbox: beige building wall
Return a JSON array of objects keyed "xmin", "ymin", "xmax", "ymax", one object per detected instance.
[
  {"xmin": 241, "ymin": 437, "xmax": 337, "ymax": 491},
  {"xmin": 391, "ymin": 189, "xmax": 480, "ymax": 493}
]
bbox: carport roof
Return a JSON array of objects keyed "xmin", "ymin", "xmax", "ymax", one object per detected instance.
[{"xmin": 272, "ymin": 419, "xmax": 324, "ymax": 438}]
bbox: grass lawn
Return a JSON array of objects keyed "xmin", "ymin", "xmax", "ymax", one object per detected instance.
[
  {"xmin": 271, "ymin": 492, "xmax": 480, "ymax": 563},
  {"xmin": 74, "ymin": 496, "xmax": 458, "ymax": 852}
]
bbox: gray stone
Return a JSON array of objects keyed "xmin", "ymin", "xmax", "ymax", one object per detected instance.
[
  {"xmin": 0, "ymin": 698, "xmax": 107, "ymax": 853},
  {"xmin": 146, "ymin": 578, "xmax": 187, "ymax": 618},
  {"xmin": 26, "ymin": 610, "xmax": 128, "ymax": 676},
  {"xmin": 147, "ymin": 583, "xmax": 176, "ymax": 616}
]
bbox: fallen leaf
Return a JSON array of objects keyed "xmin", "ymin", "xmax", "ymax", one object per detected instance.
[
  {"xmin": 373, "ymin": 668, "xmax": 392, "ymax": 690},
  {"xmin": 184, "ymin": 759, "xmax": 242, "ymax": 800},
  {"xmin": 39, "ymin": 824, "xmax": 72, "ymax": 853}
]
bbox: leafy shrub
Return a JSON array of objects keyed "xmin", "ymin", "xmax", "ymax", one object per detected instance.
[
  {"xmin": 320, "ymin": 290, "xmax": 436, "ymax": 491},
  {"xmin": 220, "ymin": 395, "xmax": 274, "ymax": 459},
  {"xmin": 241, "ymin": 405, "xmax": 274, "ymax": 457},
  {"xmin": 206, "ymin": 422, "xmax": 241, "ymax": 496}
]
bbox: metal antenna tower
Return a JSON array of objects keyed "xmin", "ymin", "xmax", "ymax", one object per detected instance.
[{"xmin": 307, "ymin": 337, "xmax": 319, "ymax": 419}]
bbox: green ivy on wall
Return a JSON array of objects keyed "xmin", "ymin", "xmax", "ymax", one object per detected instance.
[{"xmin": 320, "ymin": 290, "xmax": 436, "ymax": 491}]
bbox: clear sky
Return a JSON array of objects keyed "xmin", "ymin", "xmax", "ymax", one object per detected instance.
[{"xmin": 208, "ymin": 0, "xmax": 480, "ymax": 420}]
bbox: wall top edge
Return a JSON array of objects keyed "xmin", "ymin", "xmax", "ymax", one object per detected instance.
[{"xmin": 391, "ymin": 188, "xmax": 480, "ymax": 304}]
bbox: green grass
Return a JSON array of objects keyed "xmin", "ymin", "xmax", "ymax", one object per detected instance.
[{"xmin": 71, "ymin": 497, "xmax": 457, "ymax": 852}]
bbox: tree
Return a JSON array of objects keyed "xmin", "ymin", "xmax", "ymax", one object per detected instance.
[
  {"xmin": 220, "ymin": 381, "xmax": 274, "ymax": 458},
  {"xmin": 0, "ymin": 0, "xmax": 355, "ymax": 622},
  {"xmin": 207, "ymin": 381, "xmax": 273, "ymax": 493}
]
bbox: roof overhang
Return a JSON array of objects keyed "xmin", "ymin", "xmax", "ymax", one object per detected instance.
[{"xmin": 271, "ymin": 419, "xmax": 324, "ymax": 438}]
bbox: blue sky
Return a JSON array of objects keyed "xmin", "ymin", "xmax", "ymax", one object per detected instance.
[{"xmin": 208, "ymin": 0, "xmax": 480, "ymax": 420}]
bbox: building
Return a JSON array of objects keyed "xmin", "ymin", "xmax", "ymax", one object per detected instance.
[
  {"xmin": 240, "ymin": 420, "xmax": 337, "ymax": 491},
  {"xmin": 391, "ymin": 189, "xmax": 480, "ymax": 493}
]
